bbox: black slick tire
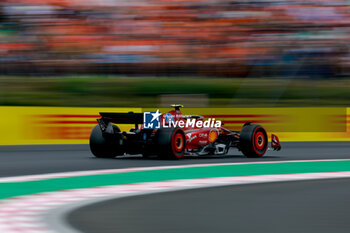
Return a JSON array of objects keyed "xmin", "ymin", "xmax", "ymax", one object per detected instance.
[{"xmin": 239, "ymin": 124, "xmax": 268, "ymax": 158}]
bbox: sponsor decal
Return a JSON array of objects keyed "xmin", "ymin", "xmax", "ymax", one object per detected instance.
[
  {"xmin": 187, "ymin": 135, "xmax": 197, "ymax": 143},
  {"xmin": 164, "ymin": 113, "xmax": 174, "ymax": 123}
]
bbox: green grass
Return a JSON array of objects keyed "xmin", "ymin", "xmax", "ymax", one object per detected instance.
[{"xmin": 1, "ymin": 75, "xmax": 350, "ymax": 107}]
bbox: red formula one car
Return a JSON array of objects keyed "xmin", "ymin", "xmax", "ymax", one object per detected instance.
[{"xmin": 90, "ymin": 105, "xmax": 281, "ymax": 159}]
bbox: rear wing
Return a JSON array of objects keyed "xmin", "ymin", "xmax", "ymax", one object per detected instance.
[
  {"xmin": 99, "ymin": 112, "xmax": 143, "ymax": 124},
  {"xmin": 98, "ymin": 112, "xmax": 143, "ymax": 134}
]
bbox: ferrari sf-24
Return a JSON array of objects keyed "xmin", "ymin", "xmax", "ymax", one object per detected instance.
[{"xmin": 90, "ymin": 105, "xmax": 281, "ymax": 159}]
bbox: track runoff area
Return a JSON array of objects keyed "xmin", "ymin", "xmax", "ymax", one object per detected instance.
[{"xmin": 0, "ymin": 142, "xmax": 350, "ymax": 233}]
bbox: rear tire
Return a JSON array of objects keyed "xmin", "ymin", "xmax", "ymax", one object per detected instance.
[
  {"xmin": 155, "ymin": 128, "xmax": 186, "ymax": 159},
  {"xmin": 239, "ymin": 124, "xmax": 268, "ymax": 158},
  {"xmin": 89, "ymin": 125, "xmax": 123, "ymax": 158}
]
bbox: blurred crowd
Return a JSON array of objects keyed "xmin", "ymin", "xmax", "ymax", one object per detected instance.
[{"xmin": 0, "ymin": 0, "xmax": 350, "ymax": 77}]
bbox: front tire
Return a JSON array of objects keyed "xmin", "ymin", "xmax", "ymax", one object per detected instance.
[
  {"xmin": 239, "ymin": 124, "xmax": 268, "ymax": 158},
  {"xmin": 89, "ymin": 125, "xmax": 123, "ymax": 158}
]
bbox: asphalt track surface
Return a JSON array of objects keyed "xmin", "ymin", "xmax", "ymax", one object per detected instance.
[
  {"xmin": 0, "ymin": 141, "xmax": 350, "ymax": 177},
  {"xmin": 1, "ymin": 142, "xmax": 350, "ymax": 233},
  {"xmin": 68, "ymin": 178, "xmax": 350, "ymax": 233}
]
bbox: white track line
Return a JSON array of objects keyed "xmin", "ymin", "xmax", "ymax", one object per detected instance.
[
  {"xmin": 1, "ymin": 172, "xmax": 350, "ymax": 233},
  {"xmin": 1, "ymin": 159, "xmax": 350, "ymax": 183}
]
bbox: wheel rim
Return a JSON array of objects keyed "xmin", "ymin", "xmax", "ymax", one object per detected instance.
[
  {"xmin": 174, "ymin": 133, "xmax": 184, "ymax": 153},
  {"xmin": 252, "ymin": 128, "xmax": 267, "ymax": 156},
  {"xmin": 255, "ymin": 132, "xmax": 265, "ymax": 150}
]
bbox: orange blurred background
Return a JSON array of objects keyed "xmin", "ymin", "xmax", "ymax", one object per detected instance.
[{"xmin": 1, "ymin": 0, "xmax": 349, "ymax": 77}]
